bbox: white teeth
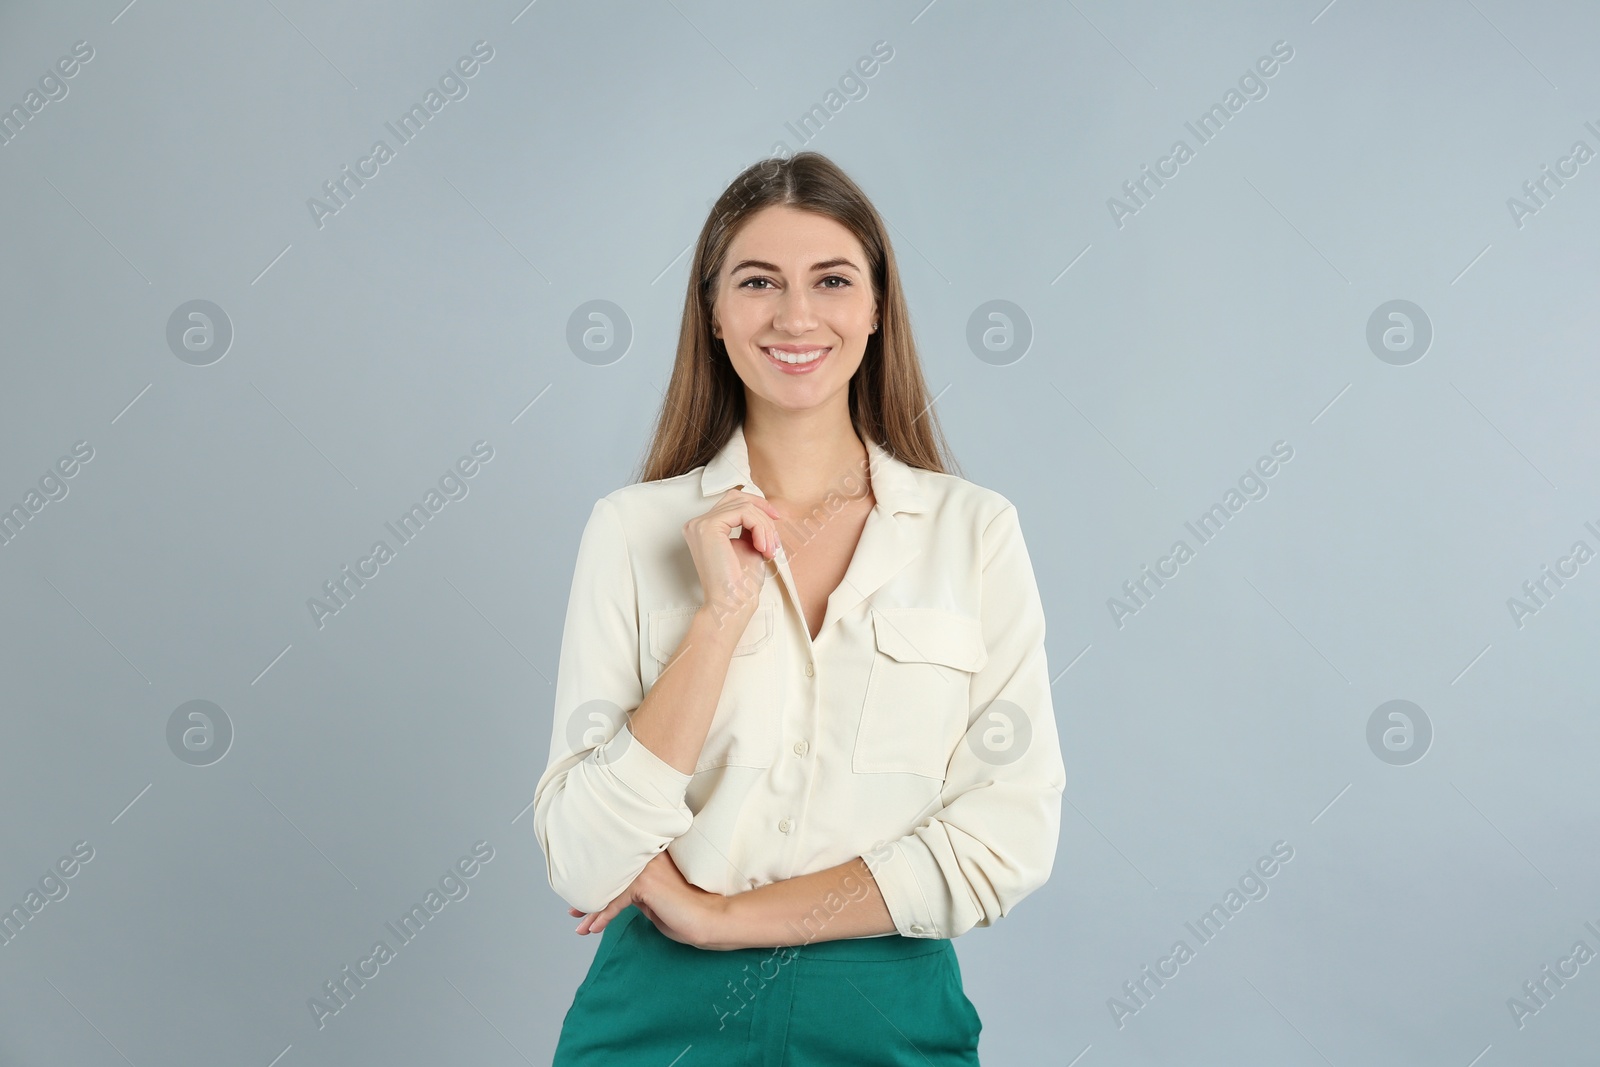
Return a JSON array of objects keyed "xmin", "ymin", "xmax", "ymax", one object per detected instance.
[{"xmin": 765, "ymin": 347, "xmax": 827, "ymax": 364}]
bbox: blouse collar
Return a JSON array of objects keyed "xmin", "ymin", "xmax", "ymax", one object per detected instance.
[{"xmin": 700, "ymin": 420, "xmax": 929, "ymax": 516}]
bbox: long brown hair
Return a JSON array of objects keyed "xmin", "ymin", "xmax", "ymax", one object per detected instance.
[{"xmin": 633, "ymin": 151, "xmax": 961, "ymax": 484}]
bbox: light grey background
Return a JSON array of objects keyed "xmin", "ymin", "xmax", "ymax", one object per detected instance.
[{"xmin": 2, "ymin": 1, "xmax": 1597, "ymax": 1064}]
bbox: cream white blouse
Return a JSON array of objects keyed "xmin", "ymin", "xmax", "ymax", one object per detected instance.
[{"xmin": 533, "ymin": 422, "xmax": 1065, "ymax": 939}]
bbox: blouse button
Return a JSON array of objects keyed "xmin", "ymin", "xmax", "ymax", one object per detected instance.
[
  {"xmin": 777, "ymin": 818, "xmax": 792, "ymax": 833},
  {"xmin": 792, "ymin": 740, "xmax": 808, "ymax": 757},
  {"xmin": 804, "ymin": 661, "xmax": 814, "ymax": 677},
  {"xmin": 909, "ymin": 923, "xmax": 925, "ymax": 935}
]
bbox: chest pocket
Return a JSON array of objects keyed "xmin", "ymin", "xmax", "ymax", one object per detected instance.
[
  {"xmin": 646, "ymin": 604, "xmax": 779, "ymax": 772},
  {"xmin": 854, "ymin": 607, "xmax": 988, "ymax": 779}
]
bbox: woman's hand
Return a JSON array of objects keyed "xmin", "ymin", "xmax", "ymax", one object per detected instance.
[
  {"xmin": 568, "ymin": 850, "xmax": 729, "ymax": 948},
  {"xmin": 684, "ymin": 487, "xmax": 782, "ymax": 626}
]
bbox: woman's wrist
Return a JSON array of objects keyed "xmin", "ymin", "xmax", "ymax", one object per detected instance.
[
  {"xmin": 693, "ymin": 600, "xmax": 756, "ymax": 649},
  {"xmin": 694, "ymin": 889, "xmax": 743, "ymax": 951},
  {"xmin": 700, "ymin": 558, "xmax": 767, "ymax": 629}
]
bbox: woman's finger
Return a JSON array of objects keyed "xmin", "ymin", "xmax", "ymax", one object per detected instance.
[
  {"xmin": 734, "ymin": 502, "xmax": 781, "ymax": 558},
  {"xmin": 729, "ymin": 489, "xmax": 783, "ymax": 523},
  {"xmin": 713, "ymin": 492, "xmax": 782, "ymax": 559},
  {"xmin": 687, "ymin": 490, "xmax": 783, "ymax": 611},
  {"xmin": 581, "ymin": 893, "xmax": 632, "ymax": 935}
]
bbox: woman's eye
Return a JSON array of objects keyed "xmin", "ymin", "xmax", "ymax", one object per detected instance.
[{"xmin": 738, "ymin": 275, "xmax": 850, "ymax": 290}]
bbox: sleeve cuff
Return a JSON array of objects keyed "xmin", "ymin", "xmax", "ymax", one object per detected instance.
[{"xmin": 865, "ymin": 840, "xmax": 946, "ymax": 939}]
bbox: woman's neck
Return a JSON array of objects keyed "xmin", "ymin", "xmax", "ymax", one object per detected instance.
[{"xmin": 743, "ymin": 408, "xmax": 870, "ymax": 508}]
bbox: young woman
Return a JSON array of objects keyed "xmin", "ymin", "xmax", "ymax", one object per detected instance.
[{"xmin": 535, "ymin": 152, "xmax": 1065, "ymax": 1065}]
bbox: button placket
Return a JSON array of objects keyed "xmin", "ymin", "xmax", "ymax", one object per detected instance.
[
  {"xmin": 746, "ymin": 506, "xmax": 817, "ymax": 866},
  {"xmin": 767, "ymin": 542, "xmax": 817, "ymax": 672},
  {"xmin": 770, "ymin": 540, "xmax": 818, "ymax": 811}
]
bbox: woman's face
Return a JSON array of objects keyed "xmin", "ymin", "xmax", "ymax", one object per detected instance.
[{"xmin": 711, "ymin": 204, "xmax": 878, "ymax": 416}]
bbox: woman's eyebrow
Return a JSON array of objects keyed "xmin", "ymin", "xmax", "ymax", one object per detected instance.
[{"xmin": 729, "ymin": 257, "xmax": 861, "ymax": 274}]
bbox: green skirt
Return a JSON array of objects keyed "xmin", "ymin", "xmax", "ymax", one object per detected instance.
[{"xmin": 551, "ymin": 904, "xmax": 983, "ymax": 1065}]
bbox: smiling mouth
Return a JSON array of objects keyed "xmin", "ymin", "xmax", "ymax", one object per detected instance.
[{"xmin": 762, "ymin": 346, "xmax": 830, "ymax": 366}]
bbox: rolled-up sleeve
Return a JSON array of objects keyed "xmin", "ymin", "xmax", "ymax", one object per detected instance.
[
  {"xmin": 532, "ymin": 496, "xmax": 695, "ymax": 913},
  {"xmin": 865, "ymin": 502, "xmax": 1066, "ymax": 938}
]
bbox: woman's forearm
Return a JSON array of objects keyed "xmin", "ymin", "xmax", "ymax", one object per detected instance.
[
  {"xmin": 628, "ymin": 605, "xmax": 746, "ymax": 775},
  {"xmin": 704, "ymin": 856, "xmax": 898, "ymax": 950}
]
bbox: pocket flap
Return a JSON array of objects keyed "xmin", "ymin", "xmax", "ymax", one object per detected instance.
[
  {"xmin": 649, "ymin": 604, "xmax": 773, "ymax": 663},
  {"xmin": 870, "ymin": 607, "xmax": 987, "ymax": 672}
]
